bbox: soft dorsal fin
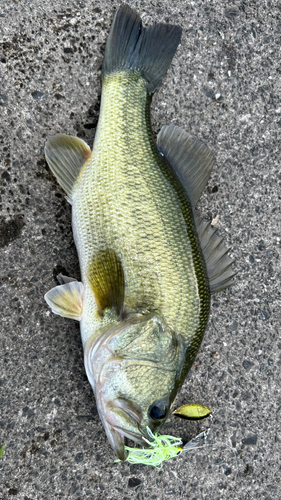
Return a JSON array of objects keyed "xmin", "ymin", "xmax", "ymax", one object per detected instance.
[
  {"xmin": 44, "ymin": 281, "xmax": 84, "ymax": 320},
  {"xmin": 157, "ymin": 124, "xmax": 214, "ymax": 207},
  {"xmin": 87, "ymin": 249, "xmax": 125, "ymax": 317},
  {"xmin": 195, "ymin": 214, "xmax": 236, "ymax": 293},
  {"xmin": 157, "ymin": 124, "xmax": 235, "ymax": 292},
  {"xmin": 45, "ymin": 134, "xmax": 92, "ymax": 198}
]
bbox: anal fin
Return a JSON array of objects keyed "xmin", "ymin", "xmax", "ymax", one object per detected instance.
[
  {"xmin": 45, "ymin": 134, "xmax": 92, "ymax": 199},
  {"xmin": 195, "ymin": 214, "xmax": 236, "ymax": 293}
]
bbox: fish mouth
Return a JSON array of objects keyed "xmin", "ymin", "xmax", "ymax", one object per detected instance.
[
  {"xmin": 104, "ymin": 398, "xmax": 145, "ymax": 460},
  {"xmin": 83, "ymin": 316, "xmax": 173, "ymax": 459}
]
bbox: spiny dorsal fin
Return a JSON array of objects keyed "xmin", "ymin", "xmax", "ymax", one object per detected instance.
[
  {"xmin": 87, "ymin": 249, "xmax": 125, "ymax": 316},
  {"xmin": 157, "ymin": 124, "xmax": 214, "ymax": 207},
  {"xmin": 44, "ymin": 281, "xmax": 84, "ymax": 320},
  {"xmin": 45, "ymin": 134, "xmax": 92, "ymax": 198},
  {"xmin": 195, "ymin": 213, "xmax": 236, "ymax": 293},
  {"xmin": 103, "ymin": 5, "xmax": 182, "ymax": 93}
]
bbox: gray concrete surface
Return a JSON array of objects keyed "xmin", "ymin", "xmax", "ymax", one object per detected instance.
[{"xmin": 0, "ymin": 0, "xmax": 280, "ymax": 498}]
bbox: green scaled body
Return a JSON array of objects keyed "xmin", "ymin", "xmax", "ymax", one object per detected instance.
[
  {"xmin": 75, "ymin": 70, "xmax": 209, "ymax": 366},
  {"xmin": 44, "ymin": 5, "xmax": 235, "ymax": 460}
]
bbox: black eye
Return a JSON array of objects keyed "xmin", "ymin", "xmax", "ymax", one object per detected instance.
[{"xmin": 149, "ymin": 404, "xmax": 167, "ymax": 420}]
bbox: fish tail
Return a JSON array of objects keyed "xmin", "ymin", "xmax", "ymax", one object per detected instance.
[{"xmin": 103, "ymin": 5, "xmax": 182, "ymax": 93}]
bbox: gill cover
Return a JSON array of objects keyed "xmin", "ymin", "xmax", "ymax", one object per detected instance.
[{"xmin": 83, "ymin": 313, "xmax": 184, "ymax": 459}]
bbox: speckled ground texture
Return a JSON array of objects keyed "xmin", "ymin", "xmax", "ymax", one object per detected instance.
[{"xmin": 0, "ymin": 0, "xmax": 280, "ymax": 499}]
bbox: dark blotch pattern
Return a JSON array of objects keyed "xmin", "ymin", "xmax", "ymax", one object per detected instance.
[{"xmin": 0, "ymin": 215, "xmax": 24, "ymax": 248}]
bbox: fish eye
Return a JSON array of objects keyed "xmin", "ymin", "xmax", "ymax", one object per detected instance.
[{"xmin": 149, "ymin": 404, "xmax": 167, "ymax": 421}]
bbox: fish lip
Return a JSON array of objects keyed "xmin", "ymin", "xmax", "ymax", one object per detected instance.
[
  {"xmin": 105, "ymin": 420, "xmax": 144, "ymax": 461},
  {"xmin": 105, "ymin": 398, "xmax": 145, "ymax": 454},
  {"xmin": 106, "ymin": 425, "xmax": 128, "ymax": 461},
  {"xmin": 111, "ymin": 424, "xmax": 145, "ymax": 445}
]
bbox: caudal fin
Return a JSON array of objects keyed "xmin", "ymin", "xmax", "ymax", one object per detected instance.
[{"xmin": 103, "ymin": 5, "xmax": 182, "ymax": 93}]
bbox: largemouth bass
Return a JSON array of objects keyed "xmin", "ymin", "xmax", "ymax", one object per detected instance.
[{"xmin": 44, "ymin": 5, "xmax": 235, "ymax": 460}]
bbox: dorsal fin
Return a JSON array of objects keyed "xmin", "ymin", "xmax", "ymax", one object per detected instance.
[
  {"xmin": 87, "ymin": 249, "xmax": 125, "ymax": 316},
  {"xmin": 157, "ymin": 124, "xmax": 235, "ymax": 292},
  {"xmin": 45, "ymin": 134, "xmax": 92, "ymax": 198},
  {"xmin": 157, "ymin": 124, "xmax": 214, "ymax": 207},
  {"xmin": 195, "ymin": 214, "xmax": 236, "ymax": 293}
]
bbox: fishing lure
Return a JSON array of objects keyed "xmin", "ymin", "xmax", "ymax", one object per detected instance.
[
  {"xmin": 173, "ymin": 403, "xmax": 211, "ymax": 420},
  {"xmin": 115, "ymin": 426, "xmax": 210, "ymax": 468}
]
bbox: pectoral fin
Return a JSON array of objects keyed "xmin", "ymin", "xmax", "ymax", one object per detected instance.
[
  {"xmin": 87, "ymin": 249, "xmax": 125, "ymax": 317},
  {"xmin": 44, "ymin": 281, "xmax": 84, "ymax": 320}
]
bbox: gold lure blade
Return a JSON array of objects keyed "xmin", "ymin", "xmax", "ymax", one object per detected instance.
[{"xmin": 173, "ymin": 403, "xmax": 212, "ymax": 420}]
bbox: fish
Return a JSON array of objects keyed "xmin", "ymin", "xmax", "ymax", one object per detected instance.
[{"xmin": 44, "ymin": 4, "xmax": 235, "ymax": 460}]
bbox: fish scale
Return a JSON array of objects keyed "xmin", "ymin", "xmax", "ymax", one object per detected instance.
[{"xmin": 72, "ymin": 72, "xmax": 203, "ymax": 345}]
